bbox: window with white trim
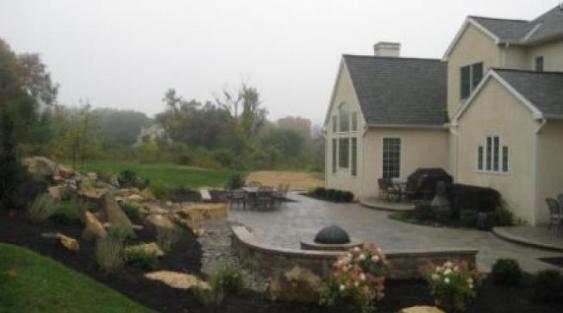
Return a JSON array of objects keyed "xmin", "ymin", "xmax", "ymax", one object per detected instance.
[
  {"xmin": 338, "ymin": 103, "xmax": 349, "ymax": 132},
  {"xmin": 351, "ymin": 138, "xmax": 357, "ymax": 176},
  {"xmin": 382, "ymin": 138, "xmax": 401, "ymax": 179},
  {"xmin": 332, "ymin": 116, "xmax": 337, "ymax": 133},
  {"xmin": 478, "ymin": 135, "xmax": 509, "ymax": 173},
  {"xmin": 338, "ymin": 138, "xmax": 349, "ymax": 168},
  {"xmin": 351, "ymin": 112, "xmax": 358, "ymax": 131},
  {"xmin": 332, "ymin": 139, "xmax": 337, "ymax": 173},
  {"xmin": 460, "ymin": 62, "xmax": 483, "ymax": 100}
]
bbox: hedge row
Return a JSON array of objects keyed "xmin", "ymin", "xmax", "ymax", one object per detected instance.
[{"xmin": 309, "ymin": 187, "xmax": 354, "ymax": 203}]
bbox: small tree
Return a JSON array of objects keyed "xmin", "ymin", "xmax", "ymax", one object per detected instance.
[{"xmin": 0, "ymin": 110, "xmax": 25, "ymax": 212}]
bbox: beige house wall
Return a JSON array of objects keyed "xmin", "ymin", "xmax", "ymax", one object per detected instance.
[
  {"xmin": 447, "ymin": 24, "xmax": 501, "ymax": 121},
  {"xmin": 325, "ymin": 62, "xmax": 366, "ymax": 197},
  {"xmin": 528, "ymin": 41, "xmax": 563, "ymax": 72},
  {"xmin": 456, "ymin": 79, "xmax": 539, "ymax": 224},
  {"xmin": 535, "ymin": 120, "xmax": 563, "ymax": 225},
  {"xmin": 361, "ymin": 128, "xmax": 449, "ymax": 198}
]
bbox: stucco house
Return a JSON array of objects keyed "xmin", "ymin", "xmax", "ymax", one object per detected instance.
[{"xmin": 324, "ymin": 5, "xmax": 563, "ymax": 226}]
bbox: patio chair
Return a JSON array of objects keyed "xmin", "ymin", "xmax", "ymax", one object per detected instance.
[
  {"xmin": 545, "ymin": 198, "xmax": 563, "ymax": 232},
  {"xmin": 229, "ymin": 189, "xmax": 246, "ymax": 210},
  {"xmin": 378, "ymin": 178, "xmax": 400, "ymax": 201},
  {"xmin": 256, "ymin": 186, "xmax": 275, "ymax": 210}
]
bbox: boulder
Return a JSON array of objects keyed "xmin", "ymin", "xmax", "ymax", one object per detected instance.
[
  {"xmin": 398, "ymin": 306, "xmax": 445, "ymax": 313},
  {"xmin": 141, "ymin": 188, "xmax": 156, "ymax": 201},
  {"xmin": 48, "ymin": 186, "xmax": 63, "ymax": 201},
  {"xmin": 42, "ymin": 233, "xmax": 80, "ymax": 252},
  {"xmin": 86, "ymin": 172, "xmax": 98, "ymax": 181},
  {"xmin": 126, "ymin": 242, "xmax": 164, "ymax": 257},
  {"xmin": 147, "ymin": 214, "xmax": 175, "ymax": 229},
  {"xmin": 143, "ymin": 202, "xmax": 168, "ymax": 215},
  {"xmin": 78, "ymin": 178, "xmax": 107, "ymax": 200},
  {"xmin": 83, "ymin": 211, "xmax": 108, "ymax": 240},
  {"xmin": 57, "ymin": 165, "xmax": 74, "ymax": 179},
  {"xmin": 175, "ymin": 203, "xmax": 227, "ymax": 222},
  {"xmin": 145, "ymin": 271, "xmax": 211, "ymax": 290},
  {"xmin": 102, "ymin": 195, "xmax": 135, "ymax": 237},
  {"xmin": 24, "ymin": 156, "xmax": 57, "ymax": 179},
  {"xmin": 127, "ymin": 194, "xmax": 144, "ymax": 202},
  {"xmin": 267, "ymin": 266, "xmax": 322, "ymax": 303}
]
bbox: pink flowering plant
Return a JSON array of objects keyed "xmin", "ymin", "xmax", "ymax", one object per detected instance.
[
  {"xmin": 421, "ymin": 260, "xmax": 481, "ymax": 312},
  {"xmin": 319, "ymin": 243, "xmax": 387, "ymax": 313}
]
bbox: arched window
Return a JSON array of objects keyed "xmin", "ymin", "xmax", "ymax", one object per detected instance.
[{"xmin": 338, "ymin": 103, "xmax": 350, "ymax": 132}]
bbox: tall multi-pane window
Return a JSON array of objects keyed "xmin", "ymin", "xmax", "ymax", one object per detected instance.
[
  {"xmin": 351, "ymin": 112, "xmax": 358, "ymax": 131},
  {"xmin": 351, "ymin": 138, "xmax": 357, "ymax": 176},
  {"xmin": 478, "ymin": 136, "xmax": 509, "ymax": 173},
  {"xmin": 338, "ymin": 103, "xmax": 349, "ymax": 132},
  {"xmin": 332, "ymin": 139, "xmax": 337, "ymax": 173},
  {"xmin": 339, "ymin": 138, "xmax": 349, "ymax": 168},
  {"xmin": 460, "ymin": 62, "xmax": 484, "ymax": 100},
  {"xmin": 382, "ymin": 138, "xmax": 401, "ymax": 179}
]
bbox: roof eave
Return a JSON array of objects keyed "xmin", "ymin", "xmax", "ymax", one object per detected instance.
[{"xmin": 365, "ymin": 123, "xmax": 448, "ymax": 130}]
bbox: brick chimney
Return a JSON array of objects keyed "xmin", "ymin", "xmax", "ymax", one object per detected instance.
[{"xmin": 373, "ymin": 42, "xmax": 401, "ymax": 57}]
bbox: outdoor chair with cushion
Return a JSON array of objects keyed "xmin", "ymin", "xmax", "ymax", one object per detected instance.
[
  {"xmin": 378, "ymin": 178, "xmax": 400, "ymax": 202},
  {"xmin": 256, "ymin": 186, "xmax": 275, "ymax": 210},
  {"xmin": 229, "ymin": 189, "xmax": 246, "ymax": 210},
  {"xmin": 545, "ymin": 198, "xmax": 563, "ymax": 233}
]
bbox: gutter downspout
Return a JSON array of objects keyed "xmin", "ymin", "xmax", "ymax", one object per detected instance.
[{"xmin": 532, "ymin": 118, "xmax": 547, "ymax": 226}]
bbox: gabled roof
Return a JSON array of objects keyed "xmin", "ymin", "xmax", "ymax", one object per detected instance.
[
  {"xmin": 453, "ymin": 69, "xmax": 563, "ymax": 122},
  {"xmin": 443, "ymin": 5, "xmax": 563, "ymax": 60},
  {"xmin": 343, "ymin": 55, "xmax": 447, "ymax": 126}
]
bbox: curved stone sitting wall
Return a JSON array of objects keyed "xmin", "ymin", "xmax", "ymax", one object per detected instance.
[{"xmin": 231, "ymin": 225, "xmax": 478, "ymax": 279}]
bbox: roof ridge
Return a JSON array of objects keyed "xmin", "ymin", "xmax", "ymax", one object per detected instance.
[
  {"xmin": 469, "ymin": 15, "xmax": 529, "ymax": 23},
  {"xmin": 342, "ymin": 54, "xmax": 442, "ymax": 62},
  {"xmin": 492, "ymin": 68, "xmax": 563, "ymax": 75}
]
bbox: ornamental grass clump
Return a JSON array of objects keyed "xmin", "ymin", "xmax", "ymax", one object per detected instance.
[
  {"xmin": 421, "ymin": 260, "xmax": 481, "ymax": 312},
  {"xmin": 320, "ymin": 244, "xmax": 387, "ymax": 313}
]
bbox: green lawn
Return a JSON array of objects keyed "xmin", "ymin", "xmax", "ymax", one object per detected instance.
[
  {"xmin": 74, "ymin": 160, "xmax": 242, "ymax": 189},
  {"xmin": 0, "ymin": 243, "xmax": 153, "ymax": 313}
]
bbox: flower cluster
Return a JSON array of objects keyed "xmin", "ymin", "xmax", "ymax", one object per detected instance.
[
  {"xmin": 320, "ymin": 243, "xmax": 387, "ymax": 313},
  {"xmin": 421, "ymin": 260, "xmax": 481, "ymax": 312}
]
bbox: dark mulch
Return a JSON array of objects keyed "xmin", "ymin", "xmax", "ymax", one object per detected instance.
[
  {"xmin": 538, "ymin": 257, "xmax": 563, "ymax": 268},
  {"xmin": 1, "ymin": 211, "xmax": 563, "ymax": 313}
]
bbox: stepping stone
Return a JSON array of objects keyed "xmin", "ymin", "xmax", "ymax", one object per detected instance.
[{"xmin": 199, "ymin": 188, "xmax": 212, "ymax": 201}]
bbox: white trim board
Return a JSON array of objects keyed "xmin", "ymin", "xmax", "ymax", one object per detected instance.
[{"xmin": 451, "ymin": 69, "xmax": 544, "ymax": 124}]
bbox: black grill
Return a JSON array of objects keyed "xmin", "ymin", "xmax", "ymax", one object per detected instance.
[{"xmin": 406, "ymin": 168, "xmax": 453, "ymax": 200}]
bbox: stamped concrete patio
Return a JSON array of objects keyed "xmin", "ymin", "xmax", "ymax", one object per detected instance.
[{"xmin": 229, "ymin": 193, "xmax": 563, "ymax": 273}]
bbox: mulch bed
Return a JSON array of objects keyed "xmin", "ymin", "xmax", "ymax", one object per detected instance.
[{"xmin": 1, "ymin": 211, "xmax": 563, "ymax": 313}]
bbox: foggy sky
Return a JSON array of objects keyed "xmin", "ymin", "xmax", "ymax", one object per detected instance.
[{"xmin": 0, "ymin": 0, "xmax": 558, "ymax": 124}]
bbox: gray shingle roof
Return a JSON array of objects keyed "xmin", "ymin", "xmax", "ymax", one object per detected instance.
[
  {"xmin": 343, "ymin": 55, "xmax": 447, "ymax": 126},
  {"xmin": 494, "ymin": 69, "xmax": 563, "ymax": 117},
  {"xmin": 470, "ymin": 5, "xmax": 563, "ymax": 45}
]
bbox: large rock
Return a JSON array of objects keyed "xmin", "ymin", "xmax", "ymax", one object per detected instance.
[
  {"xmin": 57, "ymin": 165, "xmax": 74, "ymax": 179},
  {"xmin": 145, "ymin": 271, "xmax": 210, "ymax": 290},
  {"xmin": 147, "ymin": 214, "xmax": 175, "ymax": 229},
  {"xmin": 83, "ymin": 211, "xmax": 108, "ymax": 240},
  {"xmin": 175, "ymin": 203, "xmax": 227, "ymax": 222},
  {"xmin": 42, "ymin": 233, "xmax": 80, "ymax": 252},
  {"xmin": 143, "ymin": 202, "xmax": 168, "ymax": 215},
  {"xmin": 102, "ymin": 195, "xmax": 135, "ymax": 237},
  {"xmin": 398, "ymin": 306, "xmax": 445, "ymax": 313},
  {"xmin": 267, "ymin": 266, "xmax": 322, "ymax": 303},
  {"xmin": 24, "ymin": 156, "xmax": 57, "ymax": 179},
  {"xmin": 78, "ymin": 178, "xmax": 107, "ymax": 200}
]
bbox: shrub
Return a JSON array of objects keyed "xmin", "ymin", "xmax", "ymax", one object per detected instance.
[
  {"xmin": 117, "ymin": 169, "xmax": 150, "ymax": 189},
  {"xmin": 125, "ymin": 245, "xmax": 159, "ymax": 270},
  {"xmin": 313, "ymin": 187, "xmax": 327, "ymax": 198},
  {"xmin": 150, "ymin": 180, "xmax": 170, "ymax": 200},
  {"xmin": 120, "ymin": 202, "xmax": 142, "ymax": 221},
  {"xmin": 533, "ymin": 269, "xmax": 563, "ymax": 303},
  {"xmin": 432, "ymin": 206, "xmax": 452, "ymax": 224},
  {"xmin": 156, "ymin": 226, "xmax": 182, "ymax": 253},
  {"xmin": 491, "ymin": 259, "xmax": 522, "ymax": 286},
  {"xmin": 28, "ymin": 194, "xmax": 58, "ymax": 224},
  {"xmin": 210, "ymin": 263, "xmax": 245, "ymax": 295},
  {"xmin": 320, "ymin": 244, "xmax": 387, "ymax": 313},
  {"xmin": 107, "ymin": 225, "xmax": 136, "ymax": 241},
  {"xmin": 495, "ymin": 207, "xmax": 514, "ymax": 226},
  {"xmin": 342, "ymin": 191, "xmax": 355, "ymax": 202},
  {"xmin": 212, "ymin": 149, "xmax": 234, "ymax": 167},
  {"xmin": 476, "ymin": 212, "xmax": 496, "ymax": 230},
  {"xmin": 224, "ymin": 174, "xmax": 245, "ymax": 191},
  {"xmin": 51, "ymin": 197, "xmax": 87, "ymax": 225},
  {"xmin": 413, "ymin": 201, "xmax": 434, "ymax": 220},
  {"xmin": 460, "ymin": 210, "xmax": 478, "ymax": 228},
  {"xmin": 95, "ymin": 238, "xmax": 125, "ymax": 273},
  {"xmin": 447, "ymin": 184, "xmax": 501, "ymax": 216},
  {"xmin": 421, "ymin": 261, "xmax": 481, "ymax": 312}
]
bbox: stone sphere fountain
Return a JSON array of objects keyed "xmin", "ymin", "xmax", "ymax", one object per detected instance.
[{"xmin": 300, "ymin": 225, "xmax": 363, "ymax": 251}]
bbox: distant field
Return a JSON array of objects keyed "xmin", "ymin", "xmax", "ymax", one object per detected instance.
[
  {"xmin": 246, "ymin": 171, "xmax": 324, "ymax": 191},
  {"xmin": 74, "ymin": 160, "xmax": 241, "ymax": 189},
  {"xmin": 0, "ymin": 243, "xmax": 153, "ymax": 313}
]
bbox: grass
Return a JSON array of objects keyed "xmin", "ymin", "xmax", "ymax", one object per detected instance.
[
  {"xmin": 0, "ymin": 243, "xmax": 153, "ymax": 313},
  {"xmin": 74, "ymin": 160, "xmax": 242, "ymax": 189}
]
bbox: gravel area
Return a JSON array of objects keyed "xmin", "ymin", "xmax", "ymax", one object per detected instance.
[{"xmin": 197, "ymin": 219, "xmax": 270, "ymax": 293}]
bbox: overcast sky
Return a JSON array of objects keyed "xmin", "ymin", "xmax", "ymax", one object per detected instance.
[{"xmin": 0, "ymin": 0, "xmax": 558, "ymax": 124}]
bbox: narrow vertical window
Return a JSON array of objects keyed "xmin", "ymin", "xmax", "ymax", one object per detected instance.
[
  {"xmin": 460, "ymin": 66, "xmax": 471, "ymax": 100},
  {"xmin": 486, "ymin": 136, "xmax": 492, "ymax": 171},
  {"xmin": 477, "ymin": 145, "xmax": 484, "ymax": 171},
  {"xmin": 339, "ymin": 138, "xmax": 349, "ymax": 168},
  {"xmin": 472, "ymin": 63, "xmax": 483, "ymax": 89},
  {"xmin": 332, "ymin": 139, "xmax": 336, "ymax": 173},
  {"xmin": 351, "ymin": 138, "xmax": 357, "ymax": 176},
  {"xmin": 535, "ymin": 56, "xmax": 544, "ymax": 72},
  {"xmin": 338, "ymin": 103, "xmax": 349, "ymax": 132},
  {"xmin": 502, "ymin": 146, "xmax": 509, "ymax": 172},
  {"xmin": 351, "ymin": 112, "xmax": 358, "ymax": 131},
  {"xmin": 493, "ymin": 136, "xmax": 500, "ymax": 171},
  {"xmin": 332, "ymin": 116, "xmax": 337, "ymax": 133},
  {"xmin": 382, "ymin": 138, "xmax": 401, "ymax": 179}
]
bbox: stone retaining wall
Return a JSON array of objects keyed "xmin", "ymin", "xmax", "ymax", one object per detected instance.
[{"xmin": 231, "ymin": 225, "xmax": 477, "ymax": 279}]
